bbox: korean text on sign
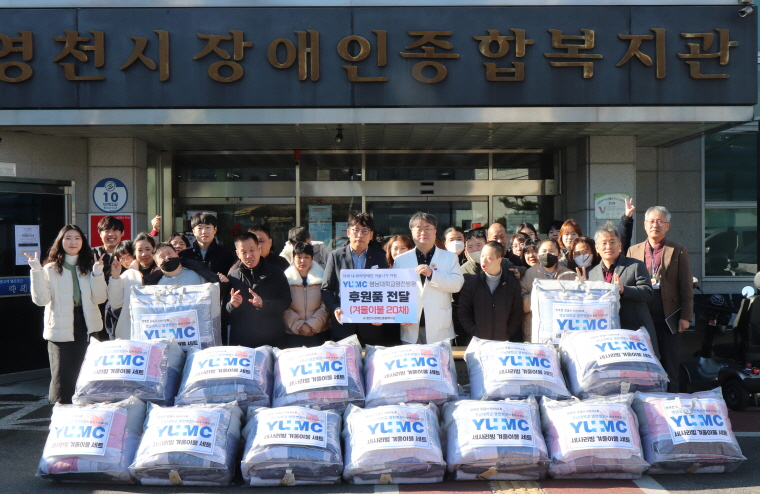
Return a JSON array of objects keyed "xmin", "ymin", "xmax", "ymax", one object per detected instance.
[{"xmin": 340, "ymin": 269, "xmax": 418, "ymax": 324}]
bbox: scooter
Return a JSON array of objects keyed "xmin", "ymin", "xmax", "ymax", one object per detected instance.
[
  {"xmin": 717, "ymin": 273, "xmax": 760, "ymax": 410},
  {"xmin": 679, "ymin": 275, "xmax": 760, "ymax": 410}
]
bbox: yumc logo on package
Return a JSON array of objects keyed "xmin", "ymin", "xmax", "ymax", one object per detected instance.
[
  {"xmin": 280, "ymin": 347, "xmax": 348, "ymax": 393},
  {"xmin": 471, "ymin": 417, "xmax": 530, "ymax": 432},
  {"xmin": 257, "ymin": 408, "xmax": 328, "ymax": 448},
  {"xmin": 360, "ymin": 407, "xmax": 431, "ymax": 450}
]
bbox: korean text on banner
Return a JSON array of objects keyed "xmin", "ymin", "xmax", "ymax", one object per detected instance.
[
  {"xmin": 44, "ymin": 408, "xmax": 114, "ymax": 457},
  {"xmin": 340, "ymin": 268, "xmax": 417, "ymax": 324}
]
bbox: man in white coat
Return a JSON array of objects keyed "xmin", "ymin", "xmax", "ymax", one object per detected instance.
[{"xmin": 393, "ymin": 212, "xmax": 464, "ymax": 344}]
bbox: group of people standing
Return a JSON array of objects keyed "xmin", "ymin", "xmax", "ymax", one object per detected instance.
[{"xmin": 28, "ymin": 199, "xmax": 692, "ymax": 404}]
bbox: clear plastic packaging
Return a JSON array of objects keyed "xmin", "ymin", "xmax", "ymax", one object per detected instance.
[
  {"xmin": 540, "ymin": 394, "xmax": 649, "ymax": 479},
  {"xmin": 465, "ymin": 337, "xmax": 571, "ymax": 400},
  {"xmin": 272, "ymin": 335, "xmax": 364, "ymax": 413},
  {"xmin": 364, "ymin": 340, "xmax": 458, "ymax": 408},
  {"xmin": 130, "ymin": 283, "xmax": 221, "ymax": 351},
  {"xmin": 175, "ymin": 345, "xmax": 273, "ymax": 409},
  {"xmin": 37, "ymin": 396, "xmax": 146, "ymax": 484},
  {"xmin": 530, "ymin": 279, "xmax": 621, "ymax": 345},
  {"xmin": 442, "ymin": 397, "xmax": 549, "ymax": 480},
  {"xmin": 560, "ymin": 327, "xmax": 668, "ymax": 397},
  {"xmin": 241, "ymin": 406, "xmax": 343, "ymax": 486},
  {"xmin": 72, "ymin": 339, "xmax": 185, "ymax": 406},
  {"xmin": 632, "ymin": 388, "xmax": 746, "ymax": 474},
  {"xmin": 129, "ymin": 401, "xmax": 242, "ymax": 486},
  {"xmin": 343, "ymin": 402, "xmax": 446, "ymax": 484}
]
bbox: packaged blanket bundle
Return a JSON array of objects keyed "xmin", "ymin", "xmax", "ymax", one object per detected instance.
[
  {"xmin": 272, "ymin": 335, "xmax": 364, "ymax": 413},
  {"xmin": 130, "ymin": 283, "xmax": 221, "ymax": 351},
  {"xmin": 632, "ymin": 389, "xmax": 746, "ymax": 474},
  {"xmin": 241, "ymin": 406, "xmax": 343, "ymax": 486},
  {"xmin": 343, "ymin": 402, "xmax": 446, "ymax": 484},
  {"xmin": 364, "ymin": 340, "xmax": 458, "ymax": 408},
  {"xmin": 72, "ymin": 339, "xmax": 185, "ymax": 406},
  {"xmin": 129, "ymin": 401, "xmax": 243, "ymax": 486},
  {"xmin": 465, "ymin": 337, "xmax": 571, "ymax": 400},
  {"xmin": 530, "ymin": 279, "xmax": 620, "ymax": 345},
  {"xmin": 442, "ymin": 397, "xmax": 549, "ymax": 480},
  {"xmin": 560, "ymin": 328, "xmax": 668, "ymax": 398},
  {"xmin": 540, "ymin": 394, "xmax": 649, "ymax": 479},
  {"xmin": 175, "ymin": 345, "xmax": 273, "ymax": 409},
  {"xmin": 37, "ymin": 397, "xmax": 146, "ymax": 484}
]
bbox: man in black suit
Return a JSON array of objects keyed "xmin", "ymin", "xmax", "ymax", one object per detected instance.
[
  {"xmin": 587, "ymin": 221, "xmax": 659, "ymax": 358},
  {"xmin": 321, "ymin": 212, "xmax": 397, "ymax": 346}
]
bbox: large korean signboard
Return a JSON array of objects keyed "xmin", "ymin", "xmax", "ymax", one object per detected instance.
[{"xmin": 0, "ymin": 6, "xmax": 755, "ymax": 109}]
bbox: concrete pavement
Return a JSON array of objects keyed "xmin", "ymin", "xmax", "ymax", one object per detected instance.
[{"xmin": 2, "ymin": 378, "xmax": 759, "ymax": 494}]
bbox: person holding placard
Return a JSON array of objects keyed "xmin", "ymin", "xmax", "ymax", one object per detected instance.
[
  {"xmin": 393, "ymin": 212, "xmax": 464, "ymax": 345},
  {"xmin": 322, "ymin": 212, "xmax": 395, "ymax": 346}
]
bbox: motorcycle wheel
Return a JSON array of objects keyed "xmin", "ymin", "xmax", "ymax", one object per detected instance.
[{"xmin": 723, "ymin": 379, "xmax": 750, "ymax": 411}]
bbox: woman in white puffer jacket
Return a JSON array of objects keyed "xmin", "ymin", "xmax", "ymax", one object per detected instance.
[{"xmin": 27, "ymin": 224, "xmax": 107, "ymax": 404}]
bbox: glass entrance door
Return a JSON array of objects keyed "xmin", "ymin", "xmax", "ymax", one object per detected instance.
[{"xmin": 366, "ymin": 197, "xmax": 489, "ymax": 239}]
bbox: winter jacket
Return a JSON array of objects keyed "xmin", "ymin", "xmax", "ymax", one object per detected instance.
[
  {"xmin": 279, "ymin": 241, "xmax": 330, "ymax": 269},
  {"xmin": 179, "ymin": 239, "xmax": 238, "ymax": 276},
  {"xmin": 30, "ymin": 262, "xmax": 107, "ymax": 342},
  {"xmin": 519, "ymin": 264, "xmax": 574, "ymax": 341},
  {"xmin": 106, "ymin": 267, "xmax": 144, "ymax": 340},
  {"xmin": 225, "ymin": 258, "xmax": 292, "ymax": 348},
  {"xmin": 457, "ymin": 268, "xmax": 524, "ymax": 342},
  {"xmin": 283, "ymin": 263, "xmax": 330, "ymax": 335}
]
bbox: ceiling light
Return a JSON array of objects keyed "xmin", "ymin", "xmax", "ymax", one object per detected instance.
[{"xmin": 335, "ymin": 127, "xmax": 344, "ymax": 143}]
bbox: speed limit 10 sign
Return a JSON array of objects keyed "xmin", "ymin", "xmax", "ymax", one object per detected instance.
[{"xmin": 92, "ymin": 178, "xmax": 128, "ymax": 213}]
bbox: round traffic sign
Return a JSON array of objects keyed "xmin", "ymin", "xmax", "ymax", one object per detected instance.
[{"xmin": 92, "ymin": 178, "xmax": 128, "ymax": 213}]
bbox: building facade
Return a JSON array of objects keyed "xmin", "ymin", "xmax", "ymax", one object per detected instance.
[{"xmin": 0, "ymin": 0, "xmax": 757, "ymax": 375}]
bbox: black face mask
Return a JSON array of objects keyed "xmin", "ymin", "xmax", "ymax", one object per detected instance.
[
  {"xmin": 538, "ymin": 253, "xmax": 559, "ymax": 268},
  {"xmin": 160, "ymin": 257, "xmax": 181, "ymax": 272}
]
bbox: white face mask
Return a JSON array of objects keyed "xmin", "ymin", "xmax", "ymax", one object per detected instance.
[
  {"xmin": 575, "ymin": 253, "xmax": 593, "ymax": 269},
  {"xmin": 469, "ymin": 250, "xmax": 481, "ymax": 263},
  {"xmin": 446, "ymin": 240, "xmax": 465, "ymax": 255}
]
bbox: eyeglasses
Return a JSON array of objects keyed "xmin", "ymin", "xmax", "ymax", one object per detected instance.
[
  {"xmin": 645, "ymin": 219, "xmax": 669, "ymax": 226},
  {"xmin": 349, "ymin": 228, "xmax": 371, "ymax": 236},
  {"xmin": 412, "ymin": 227, "xmax": 436, "ymax": 233}
]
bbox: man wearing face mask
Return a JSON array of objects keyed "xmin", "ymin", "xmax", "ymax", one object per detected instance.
[
  {"xmin": 462, "ymin": 228, "xmax": 524, "ymax": 281},
  {"xmin": 144, "ymin": 243, "xmax": 228, "ymax": 287},
  {"xmin": 458, "ymin": 241, "xmax": 523, "ymax": 342},
  {"xmin": 443, "ymin": 226, "xmax": 467, "ymax": 265}
]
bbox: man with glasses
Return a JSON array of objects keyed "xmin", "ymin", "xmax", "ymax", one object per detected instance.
[
  {"xmin": 322, "ymin": 212, "xmax": 395, "ymax": 345},
  {"xmin": 587, "ymin": 222, "xmax": 659, "ymax": 357},
  {"xmin": 393, "ymin": 212, "xmax": 464, "ymax": 345},
  {"xmin": 627, "ymin": 206, "xmax": 693, "ymax": 391}
]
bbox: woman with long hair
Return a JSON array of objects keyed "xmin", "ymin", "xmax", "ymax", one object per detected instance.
[
  {"xmin": 27, "ymin": 224, "xmax": 107, "ymax": 404},
  {"xmin": 384, "ymin": 234, "xmax": 415, "ymax": 268}
]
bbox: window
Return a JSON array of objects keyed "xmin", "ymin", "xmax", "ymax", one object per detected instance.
[{"xmin": 704, "ymin": 131, "xmax": 758, "ymax": 278}]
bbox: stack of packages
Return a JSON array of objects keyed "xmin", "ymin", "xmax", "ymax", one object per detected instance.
[
  {"xmin": 540, "ymin": 394, "xmax": 649, "ymax": 479},
  {"xmin": 175, "ymin": 345, "xmax": 273, "ymax": 409},
  {"xmin": 240, "ymin": 406, "xmax": 343, "ymax": 486},
  {"xmin": 560, "ymin": 328, "xmax": 669, "ymax": 397},
  {"xmin": 130, "ymin": 283, "xmax": 221, "ymax": 351},
  {"xmin": 72, "ymin": 339, "xmax": 185, "ymax": 406},
  {"xmin": 342, "ymin": 402, "xmax": 446, "ymax": 484},
  {"xmin": 364, "ymin": 340, "xmax": 458, "ymax": 408},
  {"xmin": 466, "ymin": 337, "xmax": 571, "ymax": 400},
  {"xmin": 37, "ymin": 397, "xmax": 145, "ymax": 483},
  {"xmin": 632, "ymin": 388, "xmax": 746, "ymax": 474},
  {"xmin": 443, "ymin": 397, "xmax": 549, "ymax": 480},
  {"xmin": 531, "ymin": 279, "xmax": 620, "ymax": 345},
  {"xmin": 129, "ymin": 401, "xmax": 243, "ymax": 486},
  {"xmin": 272, "ymin": 335, "xmax": 364, "ymax": 413}
]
